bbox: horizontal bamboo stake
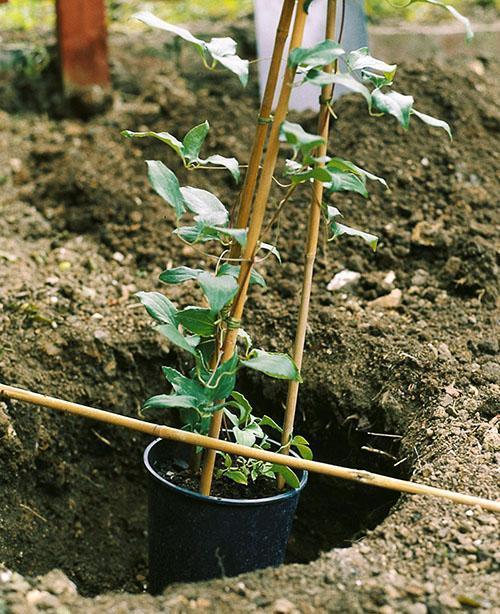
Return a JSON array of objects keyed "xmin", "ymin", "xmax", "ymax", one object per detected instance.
[{"xmin": 1, "ymin": 383, "xmax": 499, "ymax": 513}]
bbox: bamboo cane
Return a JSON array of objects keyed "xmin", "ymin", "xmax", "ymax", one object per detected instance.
[
  {"xmin": 199, "ymin": 0, "xmax": 310, "ymax": 496},
  {"xmin": 278, "ymin": 0, "xmax": 338, "ymax": 488},
  {"xmin": 229, "ymin": 0, "xmax": 295, "ymax": 253},
  {"xmin": 1, "ymin": 383, "xmax": 498, "ymax": 513},
  {"xmin": 198, "ymin": 0, "xmax": 296, "ymax": 473}
]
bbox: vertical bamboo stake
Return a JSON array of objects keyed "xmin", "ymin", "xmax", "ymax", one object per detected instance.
[
  {"xmin": 199, "ymin": 1, "xmax": 310, "ymax": 496},
  {"xmin": 194, "ymin": 0, "xmax": 295, "ymax": 476},
  {"xmin": 229, "ymin": 0, "xmax": 295, "ymax": 255},
  {"xmin": 278, "ymin": 0, "xmax": 338, "ymax": 488}
]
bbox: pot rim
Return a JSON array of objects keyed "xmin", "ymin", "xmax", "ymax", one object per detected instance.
[{"xmin": 144, "ymin": 437, "xmax": 308, "ymax": 506}]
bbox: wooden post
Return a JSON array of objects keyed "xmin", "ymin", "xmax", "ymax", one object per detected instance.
[{"xmin": 55, "ymin": 0, "xmax": 110, "ymax": 93}]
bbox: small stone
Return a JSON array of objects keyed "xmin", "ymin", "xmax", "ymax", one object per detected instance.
[
  {"xmin": 272, "ymin": 598, "xmax": 298, "ymax": 614},
  {"xmin": 38, "ymin": 569, "xmax": 77, "ymax": 596},
  {"xmin": 91, "ymin": 313, "xmax": 103, "ymax": 321},
  {"xmin": 9, "ymin": 158, "xmax": 22, "ymax": 173},
  {"xmin": 26, "ymin": 589, "xmax": 60, "ymax": 608},
  {"xmin": 483, "ymin": 426, "xmax": 500, "ymax": 452},
  {"xmin": 45, "ymin": 276, "xmax": 60, "ymax": 286},
  {"xmin": 58, "ymin": 261, "xmax": 72, "ymax": 272},
  {"xmin": 112, "ymin": 251, "xmax": 125, "ymax": 263},
  {"xmin": 327, "ymin": 270, "xmax": 360, "ymax": 291},
  {"xmin": 129, "ymin": 210, "xmax": 142, "ymax": 223},
  {"xmin": 445, "ymin": 384, "xmax": 460, "ymax": 398},
  {"xmin": 81, "ymin": 286, "xmax": 97, "ymax": 300},
  {"xmin": 382, "ymin": 271, "xmax": 396, "ymax": 287},
  {"xmin": 420, "ymin": 157, "xmax": 430, "ymax": 167},
  {"xmin": 437, "ymin": 343, "xmax": 454, "ymax": 361},
  {"xmin": 405, "ymin": 604, "xmax": 427, "ymax": 614},
  {"xmin": 440, "ymin": 393, "xmax": 454, "ymax": 407},
  {"xmin": 368, "ymin": 288, "xmax": 402, "ymax": 309},
  {"xmin": 234, "ymin": 581, "xmax": 247, "ymax": 596},
  {"xmin": 438, "ymin": 593, "xmax": 462, "ymax": 609},
  {"xmin": 482, "ymin": 361, "xmax": 500, "ymax": 384},
  {"xmin": 411, "ymin": 269, "xmax": 429, "ymax": 287},
  {"xmin": 94, "ymin": 330, "xmax": 107, "ymax": 340},
  {"xmin": 40, "ymin": 340, "xmax": 61, "ymax": 357}
]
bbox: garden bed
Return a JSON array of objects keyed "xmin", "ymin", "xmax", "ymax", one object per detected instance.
[{"xmin": 0, "ymin": 28, "xmax": 498, "ymax": 613}]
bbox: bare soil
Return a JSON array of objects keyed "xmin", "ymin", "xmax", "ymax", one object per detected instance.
[{"xmin": 0, "ymin": 24, "xmax": 499, "ymax": 614}]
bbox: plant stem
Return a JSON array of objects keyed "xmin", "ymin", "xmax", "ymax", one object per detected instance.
[
  {"xmin": 278, "ymin": 0, "xmax": 338, "ymax": 489},
  {"xmin": 199, "ymin": 0, "xmax": 310, "ymax": 497},
  {"xmin": 229, "ymin": 0, "xmax": 296, "ymax": 259}
]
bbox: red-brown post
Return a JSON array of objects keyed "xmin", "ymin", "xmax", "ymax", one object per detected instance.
[{"xmin": 56, "ymin": 0, "xmax": 110, "ymax": 92}]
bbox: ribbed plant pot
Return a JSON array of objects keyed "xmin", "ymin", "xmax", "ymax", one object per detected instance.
[{"xmin": 144, "ymin": 437, "xmax": 308, "ymax": 594}]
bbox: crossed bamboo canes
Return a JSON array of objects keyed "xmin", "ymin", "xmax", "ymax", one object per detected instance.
[{"xmin": 1, "ymin": 384, "xmax": 498, "ymax": 513}]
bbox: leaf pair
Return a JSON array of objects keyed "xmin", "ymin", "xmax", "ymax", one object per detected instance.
[
  {"xmin": 135, "ymin": 11, "xmax": 249, "ymax": 86},
  {"xmin": 122, "ymin": 121, "xmax": 240, "ymax": 182}
]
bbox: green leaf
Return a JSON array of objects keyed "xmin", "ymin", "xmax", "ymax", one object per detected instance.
[
  {"xmin": 280, "ymin": 121, "xmax": 324, "ymax": 155},
  {"xmin": 159, "ymin": 266, "xmax": 203, "ymax": 285},
  {"xmin": 217, "ymin": 263, "xmax": 266, "ymax": 288},
  {"xmin": 285, "ymin": 159, "xmax": 332, "ymax": 184},
  {"xmin": 136, "ymin": 291, "xmax": 176, "ymax": 325},
  {"xmin": 174, "ymin": 224, "xmax": 221, "ymax": 244},
  {"xmin": 289, "ymin": 40, "xmax": 345, "ymax": 69},
  {"xmin": 371, "ymin": 90, "xmax": 414, "ymax": 129},
  {"xmin": 241, "ymin": 349, "xmax": 302, "ymax": 382},
  {"xmin": 344, "ymin": 47, "xmax": 397, "ymax": 83},
  {"xmin": 330, "ymin": 221, "xmax": 378, "ymax": 251},
  {"xmin": 143, "ymin": 394, "xmax": 200, "ymax": 411},
  {"xmin": 180, "ymin": 186, "xmax": 229, "ymax": 226},
  {"xmin": 325, "ymin": 204, "xmax": 342, "ymax": 221},
  {"xmin": 122, "ymin": 130, "xmax": 185, "ymax": 159},
  {"xmin": 231, "ymin": 391, "xmax": 253, "ymax": 423},
  {"xmin": 223, "ymin": 407, "xmax": 240, "ymax": 427},
  {"xmin": 135, "ymin": 11, "xmax": 205, "ymax": 46},
  {"xmin": 259, "ymin": 415, "xmax": 283, "ymax": 433},
  {"xmin": 324, "ymin": 168, "xmax": 368, "ymax": 198},
  {"xmin": 182, "ymin": 121, "xmax": 210, "ymax": 161},
  {"xmin": 211, "ymin": 226, "xmax": 247, "ymax": 247},
  {"xmin": 156, "ymin": 323, "xmax": 198, "ymax": 356},
  {"xmin": 258, "ymin": 242, "xmax": 281, "ymax": 263},
  {"xmin": 272, "ymin": 464, "xmax": 300, "ymax": 489},
  {"xmin": 176, "ymin": 307, "xmax": 216, "ymax": 337},
  {"xmin": 162, "ymin": 366, "xmax": 208, "ymax": 401},
  {"xmin": 233, "ymin": 426, "xmax": 256, "ymax": 447},
  {"xmin": 412, "ymin": 109, "xmax": 452, "ymax": 140},
  {"xmin": 411, "ymin": 0, "xmax": 473, "ymax": 43},
  {"xmin": 198, "ymin": 272, "xmax": 239, "ymax": 314},
  {"xmin": 146, "ymin": 160, "xmax": 185, "ymax": 217},
  {"xmin": 304, "ymin": 71, "xmax": 372, "ymax": 106},
  {"xmin": 201, "ymin": 154, "xmax": 240, "ymax": 183},
  {"xmin": 327, "ymin": 158, "xmax": 388, "ymax": 190},
  {"xmin": 200, "ymin": 353, "xmax": 239, "ymax": 400},
  {"xmin": 291, "ymin": 435, "xmax": 313, "ymax": 460},
  {"xmin": 225, "ymin": 469, "xmax": 248, "ymax": 485},
  {"xmin": 205, "ymin": 37, "xmax": 249, "ymax": 86}
]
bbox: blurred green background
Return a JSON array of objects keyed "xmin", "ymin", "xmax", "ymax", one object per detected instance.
[{"xmin": 0, "ymin": 0, "xmax": 498, "ymax": 31}]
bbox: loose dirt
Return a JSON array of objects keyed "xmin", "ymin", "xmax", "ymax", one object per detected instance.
[{"xmin": 0, "ymin": 22, "xmax": 498, "ymax": 614}]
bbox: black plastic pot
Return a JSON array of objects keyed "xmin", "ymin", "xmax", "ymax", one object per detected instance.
[{"xmin": 144, "ymin": 437, "xmax": 308, "ymax": 593}]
